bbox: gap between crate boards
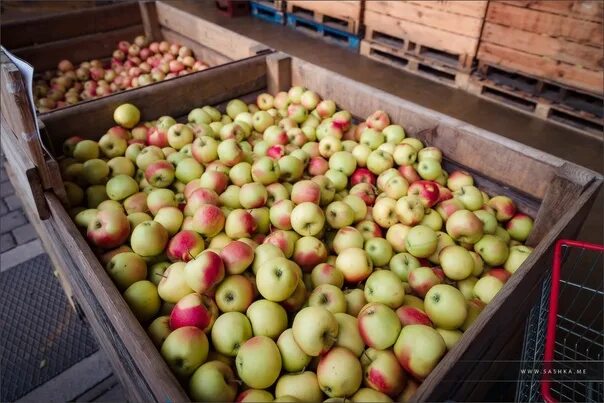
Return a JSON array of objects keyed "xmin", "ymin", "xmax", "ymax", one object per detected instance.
[{"xmin": 360, "ymin": 40, "xmax": 471, "ymax": 90}]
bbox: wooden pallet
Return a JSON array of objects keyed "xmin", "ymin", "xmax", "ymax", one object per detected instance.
[
  {"xmin": 476, "ymin": 1, "xmax": 603, "ymax": 96},
  {"xmin": 286, "ymin": 0, "xmax": 362, "ymax": 34},
  {"xmin": 250, "ymin": 0, "xmax": 285, "ymax": 24},
  {"xmin": 360, "ymin": 40, "xmax": 470, "ymax": 89},
  {"xmin": 363, "ymin": 1, "xmax": 487, "ymax": 72},
  {"xmin": 286, "ymin": 12, "xmax": 361, "ymax": 50},
  {"xmin": 467, "ymin": 63, "xmax": 604, "ymax": 139}
]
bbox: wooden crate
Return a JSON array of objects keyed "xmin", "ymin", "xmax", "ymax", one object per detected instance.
[
  {"xmin": 286, "ymin": 0, "xmax": 362, "ymax": 34},
  {"xmin": 0, "ymin": 0, "xmax": 267, "ymax": 107},
  {"xmin": 361, "ymin": 1, "xmax": 487, "ymax": 87},
  {"xmin": 470, "ymin": 1, "xmax": 604, "ymax": 138},
  {"xmin": 2, "ymin": 48, "xmax": 601, "ymax": 401}
]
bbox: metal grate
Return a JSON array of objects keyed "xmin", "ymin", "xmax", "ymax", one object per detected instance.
[
  {"xmin": 0, "ymin": 254, "xmax": 98, "ymax": 401},
  {"xmin": 518, "ymin": 240, "xmax": 604, "ymax": 402}
]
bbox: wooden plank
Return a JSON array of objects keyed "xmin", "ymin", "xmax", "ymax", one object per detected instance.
[
  {"xmin": 408, "ymin": 0, "xmax": 488, "ymax": 18},
  {"xmin": 498, "ymin": 0, "xmax": 603, "ymax": 23},
  {"xmin": 481, "ymin": 22, "xmax": 603, "ymax": 70},
  {"xmin": 486, "ymin": 2, "xmax": 603, "ymax": 47},
  {"xmin": 160, "ymin": 27, "xmax": 232, "ymax": 67},
  {"xmin": 45, "ymin": 193, "xmax": 188, "ymax": 402},
  {"xmin": 266, "ymin": 53, "xmax": 292, "ymax": 94},
  {"xmin": 477, "ymin": 42, "xmax": 604, "ymax": 95},
  {"xmin": 290, "ymin": 57, "xmax": 564, "ymax": 200},
  {"xmin": 364, "ymin": 10, "xmax": 479, "ymax": 57},
  {"xmin": 155, "ymin": 0, "xmax": 264, "ymax": 60},
  {"xmin": 0, "ymin": 54, "xmax": 53, "ymax": 190},
  {"xmin": 12, "ymin": 25, "xmax": 144, "ymax": 71},
  {"xmin": 139, "ymin": 0, "xmax": 162, "ymax": 42},
  {"xmin": 366, "ymin": 1, "xmax": 485, "ymax": 38},
  {"xmin": 413, "ymin": 178, "xmax": 601, "ymax": 401},
  {"xmin": 1, "ymin": 2, "xmax": 142, "ymax": 49},
  {"xmin": 41, "ymin": 54, "xmax": 268, "ymax": 146},
  {"xmin": 286, "ymin": 0, "xmax": 362, "ymax": 22}
]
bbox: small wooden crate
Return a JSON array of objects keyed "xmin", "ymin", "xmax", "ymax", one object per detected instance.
[
  {"xmin": 286, "ymin": 0, "xmax": 362, "ymax": 34},
  {"xmin": 2, "ymin": 46, "xmax": 602, "ymax": 401},
  {"xmin": 1, "ymin": 0, "xmax": 267, "ymax": 108},
  {"xmin": 470, "ymin": 1, "xmax": 604, "ymax": 138},
  {"xmin": 361, "ymin": 1, "xmax": 487, "ymax": 88}
]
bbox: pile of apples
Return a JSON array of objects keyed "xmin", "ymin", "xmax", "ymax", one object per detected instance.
[
  {"xmin": 60, "ymin": 87, "xmax": 534, "ymax": 402},
  {"xmin": 34, "ymin": 35, "xmax": 208, "ymax": 112}
]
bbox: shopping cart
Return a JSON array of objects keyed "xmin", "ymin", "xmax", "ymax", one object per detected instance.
[{"xmin": 517, "ymin": 239, "xmax": 604, "ymax": 402}]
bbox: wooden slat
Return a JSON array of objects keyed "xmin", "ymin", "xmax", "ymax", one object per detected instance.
[
  {"xmin": 364, "ymin": 9, "xmax": 479, "ymax": 57},
  {"xmin": 41, "ymin": 54, "xmax": 268, "ymax": 146},
  {"xmin": 481, "ymin": 22, "xmax": 603, "ymax": 70},
  {"xmin": 45, "ymin": 193, "xmax": 188, "ymax": 402},
  {"xmin": 498, "ymin": 0, "xmax": 604, "ymax": 23},
  {"xmin": 266, "ymin": 53, "xmax": 292, "ymax": 95},
  {"xmin": 486, "ymin": 2, "xmax": 603, "ymax": 47},
  {"xmin": 286, "ymin": 0, "xmax": 362, "ymax": 22},
  {"xmin": 139, "ymin": 0, "xmax": 162, "ymax": 42},
  {"xmin": 412, "ymin": 178, "xmax": 601, "ymax": 401},
  {"xmin": 160, "ymin": 27, "xmax": 232, "ymax": 67},
  {"xmin": 1, "ymin": 2, "xmax": 142, "ymax": 49},
  {"xmin": 408, "ymin": 0, "xmax": 489, "ymax": 18},
  {"xmin": 290, "ymin": 57, "xmax": 563, "ymax": 200},
  {"xmin": 155, "ymin": 0, "xmax": 265, "ymax": 60},
  {"xmin": 12, "ymin": 25, "xmax": 144, "ymax": 71},
  {"xmin": 477, "ymin": 42, "xmax": 604, "ymax": 95},
  {"xmin": 366, "ymin": 1, "xmax": 485, "ymax": 38}
]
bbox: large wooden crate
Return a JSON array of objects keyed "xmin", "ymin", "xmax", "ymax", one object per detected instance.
[
  {"xmin": 469, "ymin": 0, "xmax": 604, "ymax": 138},
  {"xmin": 2, "ymin": 48, "xmax": 601, "ymax": 401},
  {"xmin": 361, "ymin": 1, "xmax": 488, "ymax": 88},
  {"xmin": 0, "ymin": 0, "xmax": 267, "ymax": 107}
]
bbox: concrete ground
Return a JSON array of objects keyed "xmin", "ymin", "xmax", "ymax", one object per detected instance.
[{"xmin": 0, "ymin": 2, "xmax": 601, "ymax": 402}]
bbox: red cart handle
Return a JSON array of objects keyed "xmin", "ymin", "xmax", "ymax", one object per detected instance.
[{"xmin": 541, "ymin": 239, "xmax": 604, "ymax": 403}]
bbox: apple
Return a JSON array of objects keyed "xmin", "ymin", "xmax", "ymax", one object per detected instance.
[
  {"xmin": 189, "ymin": 361, "xmax": 237, "ymax": 402},
  {"xmin": 86, "ymin": 185, "xmax": 109, "ymax": 208},
  {"xmin": 75, "ymin": 208, "xmax": 99, "ymax": 228},
  {"xmin": 251, "ymin": 156, "xmax": 281, "ymax": 185},
  {"xmin": 352, "ymin": 388, "xmax": 392, "ymax": 402},
  {"xmin": 256, "ymin": 257, "xmax": 300, "ymax": 302},
  {"xmin": 113, "ymin": 103, "xmax": 140, "ymax": 128},
  {"xmin": 394, "ymin": 195, "xmax": 424, "ymax": 226},
  {"xmin": 290, "ymin": 202, "xmax": 325, "ymax": 236},
  {"xmin": 214, "ymin": 274, "xmax": 254, "ymax": 312},
  {"xmin": 396, "ymin": 305, "xmax": 432, "ymax": 327},
  {"xmin": 474, "ymin": 209, "xmax": 498, "ymax": 235},
  {"xmin": 505, "ymin": 245, "xmax": 533, "ymax": 274},
  {"xmin": 292, "ymin": 306, "xmax": 338, "ymax": 356},
  {"xmin": 184, "ymin": 250, "xmax": 225, "ymax": 294},
  {"xmin": 175, "ymin": 158, "xmax": 203, "ymax": 184},
  {"xmin": 325, "ymin": 201, "xmax": 354, "ymax": 229},
  {"xmin": 474, "ymin": 234, "xmax": 510, "ymax": 266},
  {"xmin": 275, "ymin": 371, "xmax": 323, "ymax": 402},
  {"xmin": 364, "ymin": 270, "xmax": 405, "ymax": 308},
  {"xmin": 123, "ymin": 280, "xmax": 160, "ymax": 322},
  {"xmin": 108, "ymin": 156, "xmax": 135, "ymax": 177},
  {"xmin": 424, "ymin": 284, "xmax": 467, "ymax": 329},
  {"xmin": 447, "ymin": 170, "xmax": 473, "ymax": 191},
  {"xmin": 277, "ymin": 328, "xmax": 311, "ymax": 373},
  {"xmin": 237, "ymin": 389, "xmax": 274, "ymax": 402},
  {"xmin": 332, "ymin": 227, "xmax": 363, "ymax": 254},
  {"xmin": 211, "ymin": 311, "xmax": 252, "ymax": 356},
  {"xmin": 317, "ymin": 347, "xmax": 362, "ymax": 397},
  {"xmin": 148, "ymin": 261, "xmax": 170, "ymax": 286},
  {"xmin": 368, "ymin": 197, "xmax": 395, "ymax": 228},
  {"xmin": 435, "ymin": 198, "xmax": 464, "ymax": 221},
  {"xmin": 506, "ymin": 213, "xmax": 533, "ymax": 241},
  {"xmin": 360, "ymin": 348, "xmax": 405, "ymax": 397},
  {"xmin": 309, "ymin": 284, "xmax": 346, "ymax": 313},
  {"xmin": 394, "ymin": 324, "xmax": 446, "ymax": 380},
  {"xmin": 404, "ymin": 225, "xmax": 438, "ymax": 258},
  {"xmin": 389, "ymin": 252, "xmax": 420, "ymax": 282},
  {"xmin": 488, "ymin": 195, "xmax": 517, "ymax": 222},
  {"xmin": 170, "ymin": 293, "xmax": 216, "ymax": 331},
  {"xmin": 191, "ymin": 136, "xmax": 218, "ymax": 164},
  {"xmin": 147, "ymin": 315, "xmax": 171, "ymax": 348},
  {"xmin": 161, "ymin": 326, "xmax": 209, "ymax": 378},
  {"xmin": 393, "ymin": 143, "xmax": 417, "ymax": 167},
  {"xmin": 98, "ymin": 133, "xmax": 127, "ymax": 159},
  {"xmin": 474, "ymin": 276, "xmax": 504, "ymax": 304},
  {"xmin": 87, "ymin": 209, "xmax": 130, "ymax": 249},
  {"xmin": 130, "ymin": 220, "xmax": 169, "ymax": 257},
  {"xmin": 82, "ymin": 158, "xmax": 109, "ymax": 185},
  {"xmin": 335, "ymin": 247, "xmax": 373, "ymax": 283},
  {"xmin": 357, "ymin": 302, "xmax": 401, "ymax": 350},
  {"xmin": 157, "ymin": 262, "xmax": 193, "ymax": 303},
  {"xmin": 106, "ymin": 252, "xmax": 147, "ymax": 291},
  {"xmin": 364, "ymin": 237, "xmax": 393, "ymax": 267},
  {"xmin": 236, "ymin": 336, "xmax": 282, "ymax": 388},
  {"xmin": 165, "ymin": 230, "xmax": 203, "ymax": 262},
  {"xmin": 408, "ymin": 267, "xmax": 442, "ymax": 298},
  {"xmin": 246, "ymin": 299, "xmax": 288, "ymax": 339},
  {"xmin": 446, "ymin": 210, "xmax": 484, "ymax": 244},
  {"xmin": 435, "ymin": 328, "xmax": 463, "ymax": 351},
  {"xmin": 439, "ymin": 245, "xmax": 474, "ymax": 280}
]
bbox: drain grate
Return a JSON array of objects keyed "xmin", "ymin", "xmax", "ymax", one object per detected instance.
[{"xmin": 0, "ymin": 254, "xmax": 98, "ymax": 401}]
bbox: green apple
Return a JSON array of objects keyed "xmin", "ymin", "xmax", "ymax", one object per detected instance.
[
  {"xmin": 474, "ymin": 276, "xmax": 504, "ymax": 304},
  {"xmin": 334, "ymin": 313, "xmax": 364, "ymax": 357},
  {"xmin": 106, "ymin": 252, "xmax": 147, "ymax": 290},
  {"xmin": 161, "ymin": 326, "xmax": 209, "ymax": 378},
  {"xmin": 147, "ymin": 315, "xmax": 171, "ymax": 348},
  {"xmin": 439, "ymin": 245, "xmax": 474, "ymax": 280},
  {"xmin": 211, "ymin": 312, "xmax": 252, "ymax": 356},
  {"xmin": 364, "ymin": 237, "xmax": 394, "ymax": 267},
  {"xmin": 292, "ymin": 306, "xmax": 338, "ymax": 356},
  {"xmin": 405, "ymin": 225, "xmax": 438, "ymax": 258},
  {"xmin": 317, "ymin": 347, "xmax": 362, "ymax": 397},
  {"xmin": 277, "ymin": 328, "xmax": 311, "ymax": 372},
  {"xmin": 424, "ymin": 284, "xmax": 467, "ymax": 329},
  {"xmin": 123, "ymin": 280, "xmax": 160, "ymax": 322},
  {"xmin": 246, "ymin": 299, "xmax": 288, "ymax": 339},
  {"xmin": 394, "ymin": 325, "xmax": 446, "ymax": 380},
  {"xmin": 474, "ymin": 234, "xmax": 509, "ymax": 266},
  {"xmin": 275, "ymin": 371, "xmax": 323, "ymax": 402},
  {"xmin": 504, "ymin": 245, "xmax": 533, "ymax": 274},
  {"xmin": 189, "ymin": 360, "xmax": 237, "ymax": 402},
  {"xmin": 309, "ymin": 284, "xmax": 346, "ymax": 313},
  {"xmin": 236, "ymin": 335, "xmax": 282, "ymax": 389},
  {"xmin": 113, "ymin": 103, "xmax": 140, "ymax": 128},
  {"xmin": 82, "ymin": 158, "xmax": 109, "ymax": 185},
  {"xmin": 389, "ymin": 252, "xmax": 420, "ymax": 282},
  {"xmin": 357, "ymin": 303, "xmax": 401, "ymax": 350},
  {"xmin": 157, "ymin": 262, "xmax": 194, "ymax": 303},
  {"xmin": 106, "ymin": 174, "xmax": 138, "ymax": 200},
  {"xmin": 364, "ymin": 270, "xmax": 405, "ymax": 309}
]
